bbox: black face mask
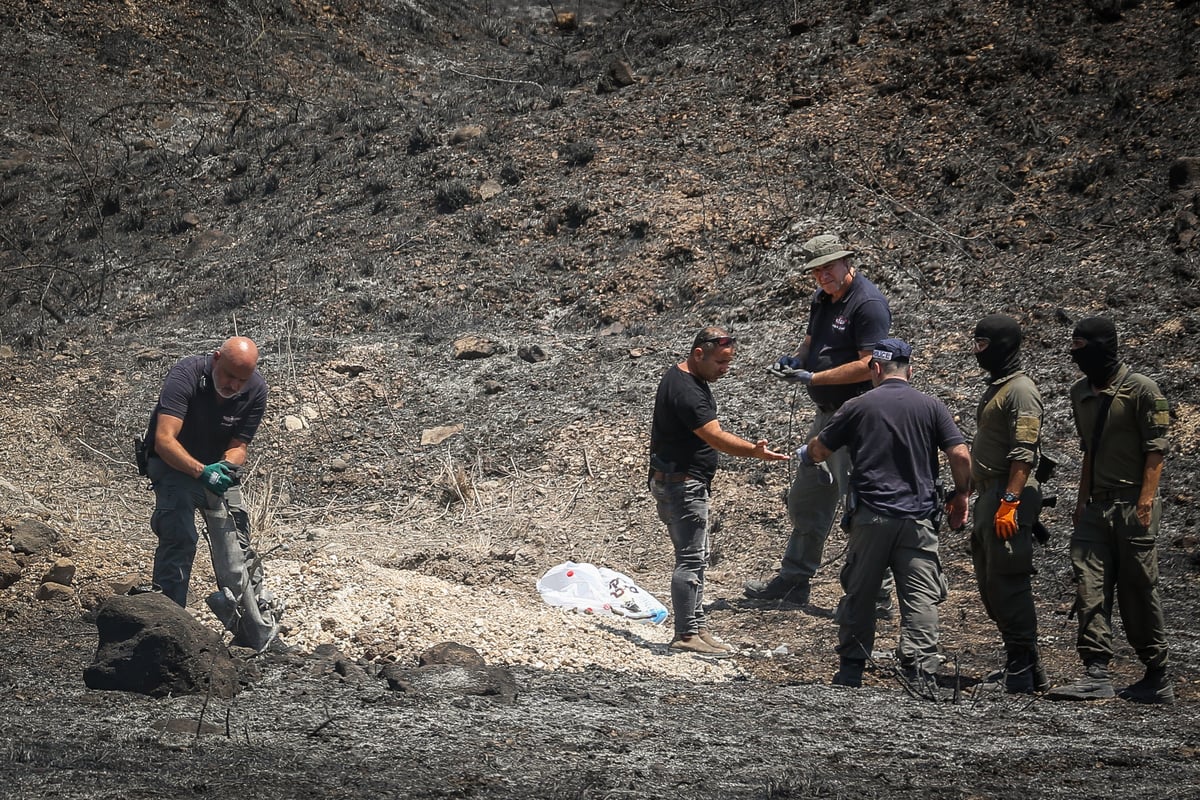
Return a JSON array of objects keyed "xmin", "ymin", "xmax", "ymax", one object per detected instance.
[
  {"xmin": 1071, "ymin": 317, "xmax": 1120, "ymax": 385},
  {"xmin": 974, "ymin": 315, "xmax": 1022, "ymax": 378}
]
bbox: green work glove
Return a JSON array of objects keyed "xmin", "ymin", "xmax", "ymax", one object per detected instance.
[{"xmin": 199, "ymin": 462, "xmax": 235, "ymax": 495}]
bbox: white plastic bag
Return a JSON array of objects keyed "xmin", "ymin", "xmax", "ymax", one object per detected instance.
[{"xmin": 536, "ymin": 561, "xmax": 668, "ymax": 624}]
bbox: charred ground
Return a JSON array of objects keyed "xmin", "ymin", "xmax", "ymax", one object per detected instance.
[{"xmin": 3, "ymin": 0, "xmax": 1200, "ymax": 797}]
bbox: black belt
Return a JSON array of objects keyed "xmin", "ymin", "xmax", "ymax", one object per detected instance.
[
  {"xmin": 651, "ymin": 470, "xmax": 691, "ymax": 483},
  {"xmin": 1090, "ymin": 487, "xmax": 1141, "ymax": 503}
]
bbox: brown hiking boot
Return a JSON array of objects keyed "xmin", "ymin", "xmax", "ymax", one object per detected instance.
[
  {"xmin": 697, "ymin": 628, "xmax": 735, "ymax": 653},
  {"xmin": 669, "ymin": 634, "xmax": 735, "ymax": 658}
]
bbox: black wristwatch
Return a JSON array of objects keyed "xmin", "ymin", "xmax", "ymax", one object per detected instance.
[{"xmin": 1002, "ymin": 491, "xmax": 1019, "ymax": 503}]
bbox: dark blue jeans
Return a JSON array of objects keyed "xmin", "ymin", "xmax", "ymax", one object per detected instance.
[{"xmin": 651, "ymin": 477, "xmax": 710, "ymax": 637}]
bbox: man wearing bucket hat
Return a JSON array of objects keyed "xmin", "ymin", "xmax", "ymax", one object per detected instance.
[
  {"xmin": 800, "ymin": 338, "xmax": 971, "ymax": 689},
  {"xmin": 747, "ymin": 233, "xmax": 895, "ymax": 616},
  {"xmin": 1047, "ymin": 316, "xmax": 1174, "ymax": 704}
]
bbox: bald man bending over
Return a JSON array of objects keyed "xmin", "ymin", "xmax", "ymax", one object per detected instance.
[{"xmin": 142, "ymin": 337, "xmax": 286, "ymax": 652}]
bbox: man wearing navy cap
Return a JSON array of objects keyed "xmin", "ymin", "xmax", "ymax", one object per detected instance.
[{"xmin": 800, "ymin": 338, "xmax": 972, "ymax": 689}]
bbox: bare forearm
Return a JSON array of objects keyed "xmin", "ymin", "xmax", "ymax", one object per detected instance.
[
  {"xmin": 811, "ymin": 358, "xmax": 870, "ymax": 387},
  {"xmin": 1140, "ymin": 452, "xmax": 1164, "ymax": 505},
  {"xmin": 946, "ymin": 444, "xmax": 972, "ymax": 493},
  {"xmin": 156, "ymin": 436, "xmax": 204, "ymax": 479},
  {"xmin": 1005, "ymin": 460, "xmax": 1033, "ymax": 496}
]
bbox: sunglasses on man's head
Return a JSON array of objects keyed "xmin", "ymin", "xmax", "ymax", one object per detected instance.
[{"xmin": 701, "ymin": 336, "xmax": 737, "ymax": 346}]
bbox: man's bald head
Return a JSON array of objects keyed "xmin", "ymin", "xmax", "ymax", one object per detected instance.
[{"xmin": 213, "ymin": 337, "xmax": 259, "ymax": 399}]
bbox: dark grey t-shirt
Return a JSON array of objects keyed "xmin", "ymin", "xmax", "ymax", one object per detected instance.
[
  {"xmin": 147, "ymin": 354, "xmax": 268, "ymax": 466},
  {"xmin": 818, "ymin": 379, "xmax": 965, "ymax": 518}
]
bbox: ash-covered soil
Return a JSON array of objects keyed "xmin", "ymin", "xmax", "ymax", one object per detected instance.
[{"xmin": 3, "ymin": 0, "xmax": 1200, "ymax": 797}]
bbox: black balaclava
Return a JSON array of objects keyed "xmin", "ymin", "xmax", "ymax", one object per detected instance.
[
  {"xmin": 974, "ymin": 314, "xmax": 1022, "ymax": 378},
  {"xmin": 1071, "ymin": 316, "xmax": 1120, "ymax": 385}
]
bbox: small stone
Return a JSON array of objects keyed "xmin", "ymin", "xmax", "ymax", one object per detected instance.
[
  {"xmin": 11, "ymin": 518, "xmax": 58, "ymax": 555},
  {"xmin": 518, "ymin": 344, "xmax": 547, "ymax": 363},
  {"xmin": 284, "ymin": 415, "xmax": 306, "ymax": 431},
  {"xmin": 453, "ymin": 335, "xmax": 499, "ymax": 359},
  {"xmin": 43, "ymin": 557, "xmax": 76, "ymax": 586},
  {"xmin": 0, "ymin": 551, "xmax": 22, "ymax": 589},
  {"xmin": 36, "ymin": 582, "xmax": 74, "ymax": 602}
]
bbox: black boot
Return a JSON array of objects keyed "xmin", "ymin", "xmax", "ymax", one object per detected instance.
[
  {"xmin": 832, "ymin": 657, "xmax": 865, "ymax": 688},
  {"xmin": 1119, "ymin": 666, "xmax": 1175, "ymax": 705},
  {"xmin": 1031, "ymin": 648, "xmax": 1050, "ymax": 694},
  {"xmin": 1004, "ymin": 648, "xmax": 1035, "ymax": 694},
  {"xmin": 1046, "ymin": 661, "xmax": 1115, "ymax": 701},
  {"xmin": 743, "ymin": 575, "xmax": 810, "ymax": 604}
]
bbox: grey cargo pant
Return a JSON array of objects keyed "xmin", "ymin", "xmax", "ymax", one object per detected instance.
[
  {"xmin": 149, "ymin": 457, "xmax": 279, "ymax": 650},
  {"xmin": 835, "ymin": 509, "xmax": 946, "ymax": 670}
]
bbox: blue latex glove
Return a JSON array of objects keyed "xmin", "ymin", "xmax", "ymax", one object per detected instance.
[
  {"xmin": 777, "ymin": 355, "xmax": 804, "ymax": 370},
  {"xmin": 769, "ymin": 356, "xmax": 813, "ymax": 384},
  {"xmin": 796, "ymin": 445, "xmax": 835, "ymax": 485},
  {"xmin": 200, "ymin": 462, "xmax": 235, "ymax": 495}
]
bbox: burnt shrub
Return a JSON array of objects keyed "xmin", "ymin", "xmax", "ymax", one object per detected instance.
[
  {"xmin": 468, "ymin": 212, "xmax": 500, "ymax": 244},
  {"xmin": 224, "ymin": 178, "xmax": 256, "ymax": 204},
  {"xmin": 562, "ymin": 200, "xmax": 595, "ymax": 229},
  {"xmin": 435, "ymin": 180, "xmax": 472, "ymax": 213},
  {"xmin": 560, "ymin": 140, "xmax": 595, "ymax": 167},
  {"xmin": 408, "ymin": 124, "xmax": 438, "ymax": 154}
]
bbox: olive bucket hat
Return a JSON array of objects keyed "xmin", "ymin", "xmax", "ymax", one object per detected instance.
[{"xmin": 795, "ymin": 234, "xmax": 854, "ymax": 271}]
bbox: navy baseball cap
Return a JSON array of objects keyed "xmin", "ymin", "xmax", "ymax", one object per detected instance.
[{"xmin": 872, "ymin": 338, "xmax": 912, "ymax": 362}]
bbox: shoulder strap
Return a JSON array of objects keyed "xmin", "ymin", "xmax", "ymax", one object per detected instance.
[{"xmin": 1087, "ymin": 372, "xmax": 1127, "ymax": 496}]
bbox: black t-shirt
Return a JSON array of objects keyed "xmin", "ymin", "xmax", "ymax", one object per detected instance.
[
  {"xmin": 147, "ymin": 354, "xmax": 269, "ymax": 466},
  {"xmin": 649, "ymin": 365, "xmax": 719, "ymax": 483},
  {"xmin": 804, "ymin": 273, "xmax": 891, "ymax": 410},
  {"xmin": 818, "ymin": 379, "xmax": 965, "ymax": 518}
]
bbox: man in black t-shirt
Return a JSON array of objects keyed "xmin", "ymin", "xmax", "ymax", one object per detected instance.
[
  {"xmin": 143, "ymin": 336, "xmax": 285, "ymax": 652},
  {"xmin": 649, "ymin": 327, "xmax": 789, "ymax": 657},
  {"xmin": 804, "ymin": 339, "xmax": 971, "ymax": 689},
  {"xmin": 746, "ymin": 233, "xmax": 894, "ymax": 612}
]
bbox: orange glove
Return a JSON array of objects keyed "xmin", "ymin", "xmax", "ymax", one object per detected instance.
[{"xmin": 994, "ymin": 499, "xmax": 1020, "ymax": 540}]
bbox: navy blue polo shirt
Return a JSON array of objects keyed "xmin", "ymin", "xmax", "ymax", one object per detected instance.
[
  {"xmin": 818, "ymin": 378, "xmax": 965, "ymax": 518},
  {"xmin": 804, "ymin": 273, "xmax": 891, "ymax": 410},
  {"xmin": 147, "ymin": 354, "xmax": 268, "ymax": 465}
]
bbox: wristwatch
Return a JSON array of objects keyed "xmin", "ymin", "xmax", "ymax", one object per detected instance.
[{"xmin": 1002, "ymin": 491, "xmax": 1019, "ymax": 504}]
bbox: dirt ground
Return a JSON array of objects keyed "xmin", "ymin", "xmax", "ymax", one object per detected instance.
[{"xmin": 3, "ymin": 0, "xmax": 1200, "ymax": 797}]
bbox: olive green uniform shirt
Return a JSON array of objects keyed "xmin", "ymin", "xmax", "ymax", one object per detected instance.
[
  {"xmin": 1070, "ymin": 364, "xmax": 1170, "ymax": 492},
  {"xmin": 972, "ymin": 371, "xmax": 1042, "ymax": 488}
]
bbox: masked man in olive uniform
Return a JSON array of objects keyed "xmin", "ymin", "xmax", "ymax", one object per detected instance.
[
  {"xmin": 1048, "ymin": 317, "xmax": 1173, "ymax": 704},
  {"xmin": 969, "ymin": 315, "xmax": 1048, "ymax": 694}
]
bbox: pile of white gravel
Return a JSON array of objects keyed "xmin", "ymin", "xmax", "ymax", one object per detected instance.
[{"xmin": 264, "ymin": 553, "xmax": 744, "ymax": 681}]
